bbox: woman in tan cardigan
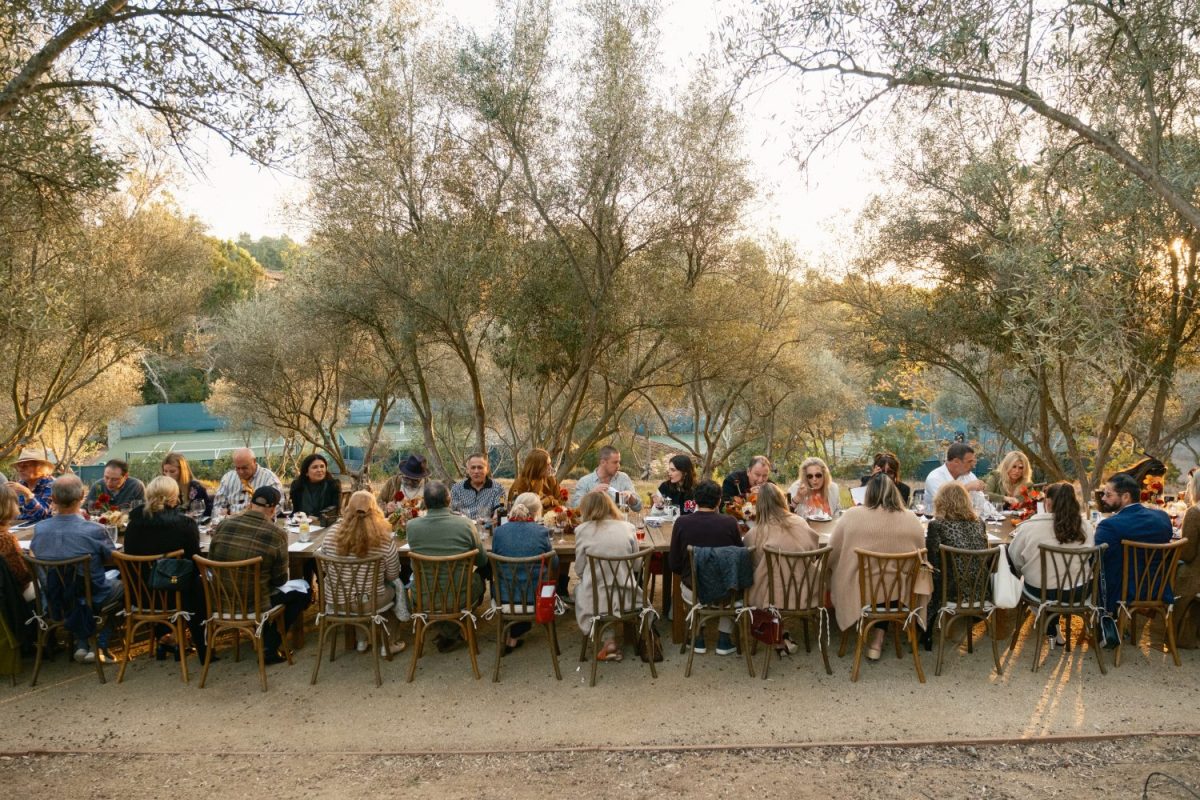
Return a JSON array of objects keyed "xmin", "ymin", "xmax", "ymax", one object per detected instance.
[
  {"xmin": 828, "ymin": 473, "xmax": 925, "ymax": 660},
  {"xmin": 744, "ymin": 483, "xmax": 819, "ymax": 653}
]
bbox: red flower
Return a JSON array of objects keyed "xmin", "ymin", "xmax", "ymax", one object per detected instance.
[
  {"xmin": 553, "ymin": 505, "xmax": 564, "ymax": 514},
  {"xmin": 394, "ymin": 491, "xmax": 404, "ymax": 502},
  {"xmin": 96, "ymin": 493, "xmax": 111, "ymax": 505},
  {"xmin": 558, "ymin": 486, "xmax": 569, "ymax": 501}
]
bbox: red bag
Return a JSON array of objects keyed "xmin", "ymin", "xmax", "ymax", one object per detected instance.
[
  {"xmin": 535, "ymin": 582, "xmax": 557, "ymax": 624},
  {"xmin": 750, "ymin": 609, "xmax": 782, "ymax": 645}
]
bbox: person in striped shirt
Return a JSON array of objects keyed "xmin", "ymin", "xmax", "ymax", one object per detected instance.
[{"xmin": 215, "ymin": 448, "xmax": 283, "ymax": 513}]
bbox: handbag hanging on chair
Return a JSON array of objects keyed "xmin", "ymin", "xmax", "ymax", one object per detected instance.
[{"xmin": 990, "ymin": 545, "xmax": 1023, "ymax": 609}]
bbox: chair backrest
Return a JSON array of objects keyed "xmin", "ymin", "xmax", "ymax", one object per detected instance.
[
  {"xmin": 409, "ymin": 550, "xmax": 480, "ymax": 615},
  {"xmin": 762, "ymin": 545, "xmax": 831, "ymax": 612},
  {"xmin": 938, "ymin": 545, "xmax": 1000, "ymax": 609},
  {"xmin": 113, "ymin": 550, "xmax": 185, "ymax": 615},
  {"xmin": 586, "ymin": 548, "xmax": 653, "ymax": 618},
  {"xmin": 686, "ymin": 545, "xmax": 750, "ymax": 609},
  {"xmin": 1035, "ymin": 544, "xmax": 1106, "ymax": 608},
  {"xmin": 24, "ymin": 554, "xmax": 95, "ymax": 624},
  {"xmin": 193, "ymin": 554, "xmax": 267, "ymax": 621},
  {"xmin": 855, "ymin": 549, "xmax": 924, "ymax": 612},
  {"xmin": 314, "ymin": 553, "xmax": 385, "ymax": 617},
  {"xmin": 487, "ymin": 551, "xmax": 555, "ymax": 608},
  {"xmin": 1119, "ymin": 539, "xmax": 1185, "ymax": 606}
]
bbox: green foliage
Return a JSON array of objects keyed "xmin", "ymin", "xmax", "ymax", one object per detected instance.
[
  {"xmin": 128, "ymin": 454, "xmax": 233, "ymax": 486},
  {"xmin": 236, "ymin": 233, "xmax": 302, "ymax": 272},
  {"xmin": 139, "ymin": 366, "xmax": 210, "ymax": 404},
  {"xmin": 203, "ymin": 239, "xmax": 264, "ymax": 313},
  {"xmin": 868, "ymin": 417, "xmax": 931, "ymax": 482}
]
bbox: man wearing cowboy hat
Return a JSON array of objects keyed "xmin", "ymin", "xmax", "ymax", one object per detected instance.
[
  {"xmin": 377, "ymin": 454, "xmax": 430, "ymax": 514},
  {"xmin": 10, "ymin": 448, "xmax": 56, "ymax": 523}
]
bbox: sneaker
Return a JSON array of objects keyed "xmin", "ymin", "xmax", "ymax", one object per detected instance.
[
  {"xmin": 97, "ymin": 649, "xmax": 116, "ymax": 664},
  {"xmin": 73, "ymin": 648, "xmax": 93, "ymax": 664},
  {"xmin": 356, "ymin": 639, "xmax": 370, "ymax": 653},
  {"xmin": 715, "ymin": 634, "xmax": 737, "ymax": 656},
  {"xmin": 780, "ymin": 632, "xmax": 799, "ymax": 655},
  {"xmin": 692, "ymin": 636, "xmax": 706, "ymax": 654}
]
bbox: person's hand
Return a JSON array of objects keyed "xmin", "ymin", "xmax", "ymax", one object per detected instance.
[
  {"xmin": 652, "ymin": 492, "xmax": 664, "ymax": 508},
  {"xmin": 1004, "ymin": 495, "xmax": 1020, "ymax": 507},
  {"xmin": 964, "ymin": 479, "xmax": 986, "ymax": 492},
  {"xmin": 594, "ymin": 483, "xmax": 611, "ymax": 495},
  {"xmin": 10, "ymin": 482, "xmax": 32, "ymax": 499}
]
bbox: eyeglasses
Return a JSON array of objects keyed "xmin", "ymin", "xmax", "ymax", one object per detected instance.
[{"xmin": 805, "ymin": 473, "xmax": 823, "ymax": 480}]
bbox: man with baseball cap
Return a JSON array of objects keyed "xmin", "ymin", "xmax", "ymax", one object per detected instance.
[{"xmin": 208, "ymin": 485, "xmax": 311, "ymax": 664}]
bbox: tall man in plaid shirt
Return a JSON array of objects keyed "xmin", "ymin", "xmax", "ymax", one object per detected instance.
[{"xmin": 208, "ymin": 486, "xmax": 310, "ymax": 664}]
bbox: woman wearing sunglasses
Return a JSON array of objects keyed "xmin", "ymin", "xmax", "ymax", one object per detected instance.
[{"xmin": 789, "ymin": 457, "xmax": 841, "ymax": 517}]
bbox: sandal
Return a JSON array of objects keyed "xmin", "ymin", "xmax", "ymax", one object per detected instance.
[{"xmin": 596, "ymin": 643, "xmax": 623, "ymax": 662}]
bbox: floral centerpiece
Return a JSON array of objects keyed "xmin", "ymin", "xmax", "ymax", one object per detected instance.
[
  {"xmin": 1012, "ymin": 485, "xmax": 1043, "ymax": 522},
  {"xmin": 540, "ymin": 504, "xmax": 580, "ymax": 534},
  {"xmin": 87, "ymin": 493, "xmax": 128, "ymax": 528},
  {"xmin": 387, "ymin": 495, "xmax": 423, "ymax": 538},
  {"xmin": 1140, "ymin": 475, "xmax": 1166, "ymax": 505},
  {"xmin": 723, "ymin": 490, "xmax": 757, "ymax": 522}
]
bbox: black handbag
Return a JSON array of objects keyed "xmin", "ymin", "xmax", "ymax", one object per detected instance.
[{"xmin": 149, "ymin": 558, "xmax": 195, "ymax": 591}]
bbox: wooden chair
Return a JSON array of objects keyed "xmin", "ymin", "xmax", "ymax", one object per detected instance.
[
  {"xmin": 407, "ymin": 550, "xmax": 483, "ymax": 682},
  {"xmin": 193, "ymin": 555, "xmax": 293, "ymax": 691},
  {"xmin": 933, "ymin": 545, "xmax": 1002, "ymax": 677},
  {"xmin": 577, "ymin": 547, "xmax": 657, "ymax": 687},
  {"xmin": 23, "ymin": 554, "xmax": 123, "ymax": 686},
  {"xmin": 1115, "ymin": 539, "xmax": 1186, "ymax": 667},
  {"xmin": 112, "ymin": 550, "xmax": 190, "ymax": 683},
  {"xmin": 840, "ymin": 549, "xmax": 926, "ymax": 683},
  {"xmin": 758, "ymin": 545, "xmax": 833, "ymax": 679},
  {"xmin": 1008, "ymin": 544, "xmax": 1107, "ymax": 674},
  {"xmin": 681, "ymin": 545, "xmax": 755, "ymax": 679},
  {"xmin": 486, "ymin": 551, "xmax": 562, "ymax": 682},
  {"xmin": 310, "ymin": 553, "xmax": 396, "ymax": 687}
]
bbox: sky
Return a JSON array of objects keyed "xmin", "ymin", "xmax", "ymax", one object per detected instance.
[{"xmin": 172, "ymin": 0, "xmax": 883, "ymax": 268}]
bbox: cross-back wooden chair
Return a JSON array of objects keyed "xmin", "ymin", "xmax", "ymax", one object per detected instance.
[
  {"xmin": 1115, "ymin": 539, "xmax": 1185, "ymax": 667},
  {"xmin": 23, "ymin": 554, "xmax": 121, "ymax": 686},
  {"xmin": 407, "ymin": 550, "xmax": 483, "ymax": 682},
  {"xmin": 194, "ymin": 555, "xmax": 293, "ymax": 691},
  {"xmin": 310, "ymin": 553, "xmax": 396, "ymax": 687},
  {"xmin": 112, "ymin": 550, "xmax": 189, "ymax": 683},
  {"xmin": 759, "ymin": 545, "xmax": 833, "ymax": 678},
  {"xmin": 486, "ymin": 551, "xmax": 561, "ymax": 682},
  {"xmin": 578, "ymin": 547, "xmax": 657, "ymax": 687},
  {"xmin": 839, "ymin": 548, "xmax": 926, "ymax": 683},
  {"xmin": 681, "ymin": 545, "xmax": 755, "ymax": 679},
  {"xmin": 934, "ymin": 545, "xmax": 1002, "ymax": 677},
  {"xmin": 1008, "ymin": 544, "xmax": 1107, "ymax": 674}
]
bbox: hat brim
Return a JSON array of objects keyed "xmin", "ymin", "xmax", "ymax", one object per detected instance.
[{"xmin": 397, "ymin": 471, "xmax": 427, "ymax": 480}]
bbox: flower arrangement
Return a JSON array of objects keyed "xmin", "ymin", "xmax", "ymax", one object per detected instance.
[
  {"xmin": 723, "ymin": 494, "xmax": 756, "ymax": 522},
  {"xmin": 388, "ymin": 496, "xmax": 423, "ymax": 538},
  {"xmin": 1140, "ymin": 475, "xmax": 1165, "ymax": 505},
  {"xmin": 541, "ymin": 505, "xmax": 580, "ymax": 534},
  {"xmin": 87, "ymin": 493, "xmax": 127, "ymax": 528},
  {"xmin": 1013, "ymin": 485, "xmax": 1043, "ymax": 522}
]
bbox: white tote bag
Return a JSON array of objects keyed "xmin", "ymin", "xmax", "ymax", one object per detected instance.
[{"xmin": 990, "ymin": 544, "xmax": 1023, "ymax": 609}]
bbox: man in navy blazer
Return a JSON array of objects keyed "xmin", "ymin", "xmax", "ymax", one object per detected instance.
[{"xmin": 1095, "ymin": 473, "xmax": 1173, "ymax": 611}]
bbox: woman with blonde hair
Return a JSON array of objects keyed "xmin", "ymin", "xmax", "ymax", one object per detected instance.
[
  {"xmin": 743, "ymin": 482, "xmax": 819, "ymax": 655},
  {"xmin": 319, "ymin": 490, "xmax": 404, "ymax": 654},
  {"xmin": 123, "ymin": 476, "xmax": 206, "ymax": 661},
  {"xmin": 789, "ymin": 456, "xmax": 841, "ymax": 517},
  {"xmin": 161, "ymin": 452, "xmax": 212, "ymax": 517},
  {"xmin": 923, "ymin": 482, "xmax": 987, "ymax": 638},
  {"xmin": 983, "ymin": 451, "xmax": 1034, "ymax": 508},
  {"xmin": 573, "ymin": 491, "xmax": 639, "ymax": 662},
  {"xmin": 508, "ymin": 448, "xmax": 563, "ymax": 510}
]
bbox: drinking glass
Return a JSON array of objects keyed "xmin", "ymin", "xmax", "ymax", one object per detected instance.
[{"xmin": 105, "ymin": 525, "xmax": 119, "ymax": 546}]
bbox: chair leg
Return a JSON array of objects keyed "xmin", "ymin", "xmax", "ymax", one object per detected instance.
[
  {"xmin": 579, "ymin": 628, "xmax": 590, "ymax": 663},
  {"xmin": 370, "ymin": 622, "xmax": 383, "ymax": 688},
  {"xmin": 802, "ymin": 618, "xmax": 811, "ymax": 653},
  {"xmin": 850, "ymin": 622, "xmax": 867, "ymax": 682},
  {"xmin": 493, "ymin": 619, "xmax": 507, "ymax": 683},
  {"xmin": 934, "ymin": 615, "xmax": 950, "ymax": 677},
  {"xmin": 892, "ymin": 622, "xmax": 902, "ymax": 659},
  {"xmin": 407, "ymin": 619, "xmax": 425, "ymax": 683},
  {"xmin": 1091, "ymin": 616, "xmax": 1108, "ymax": 675},
  {"xmin": 837, "ymin": 626, "xmax": 850, "ymax": 658},
  {"xmin": 818, "ymin": 617, "xmax": 833, "ymax": 675},
  {"xmin": 116, "ymin": 618, "xmax": 136, "ymax": 684},
  {"xmin": 966, "ymin": 624, "xmax": 975, "ymax": 654},
  {"xmin": 741, "ymin": 614, "xmax": 755, "ymax": 677},
  {"xmin": 91, "ymin": 630, "xmax": 106, "ymax": 685},
  {"xmin": 464, "ymin": 622, "xmax": 481, "ymax": 680},
  {"xmin": 1115, "ymin": 611, "xmax": 1127, "ymax": 667},
  {"xmin": 760, "ymin": 635, "xmax": 772, "ymax": 680},
  {"xmin": 198, "ymin": 626, "xmax": 216, "ymax": 688},
  {"xmin": 987, "ymin": 615, "xmax": 1003, "ymax": 675},
  {"xmin": 543, "ymin": 623, "xmax": 563, "ymax": 680},
  {"xmin": 684, "ymin": 616, "xmax": 699, "ymax": 678},
  {"xmin": 1166, "ymin": 609, "xmax": 1182, "ymax": 667},
  {"xmin": 310, "ymin": 620, "xmax": 328, "ymax": 685},
  {"xmin": 176, "ymin": 618, "xmax": 190, "ymax": 684},
  {"xmin": 1008, "ymin": 602, "xmax": 1027, "ymax": 653},
  {"xmin": 550, "ymin": 619, "xmax": 562, "ymax": 656},
  {"xmin": 589, "ymin": 623, "xmax": 603, "ymax": 687},
  {"xmin": 906, "ymin": 620, "xmax": 925, "ymax": 683},
  {"xmin": 254, "ymin": 629, "xmax": 268, "ymax": 693},
  {"xmin": 1031, "ymin": 611, "xmax": 1048, "ymax": 672},
  {"xmin": 29, "ymin": 628, "xmax": 48, "ymax": 687}
]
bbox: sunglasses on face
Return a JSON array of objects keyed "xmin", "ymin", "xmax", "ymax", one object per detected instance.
[{"xmin": 806, "ymin": 473, "xmax": 823, "ymax": 480}]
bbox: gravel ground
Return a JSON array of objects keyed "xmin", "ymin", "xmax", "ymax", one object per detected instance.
[{"xmin": 3, "ymin": 612, "xmax": 1198, "ymax": 796}]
